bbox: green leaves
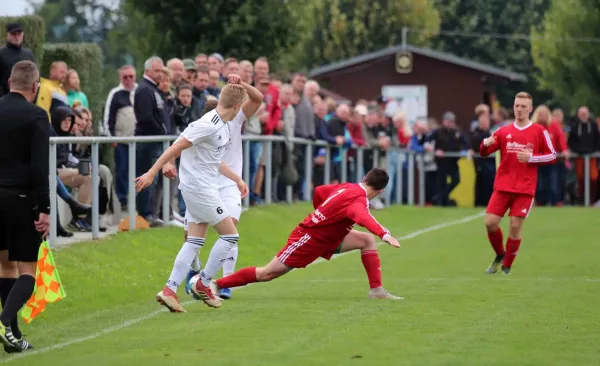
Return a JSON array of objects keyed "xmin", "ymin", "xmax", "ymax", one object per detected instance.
[
  {"xmin": 531, "ymin": 0, "xmax": 600, "ymax": 112},
  {"xmin": 124, "ymin": 0, "xmax": 299, "ymax": 64}
]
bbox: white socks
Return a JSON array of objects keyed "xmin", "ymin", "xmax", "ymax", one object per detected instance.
[
  {"xmin": 222, "ymin": 245, "xmax": 239, "ymax": 277},
  {"xmin": 166, "ymin": 236, "xmax": 204, "ymax": 292},
  {"xmin": 190, "ymin": 257, "xmax": 201, "ymax": 272},
  {"xmin": 200, "ymin": 235, "xmax": 239, "ymax": 286}
]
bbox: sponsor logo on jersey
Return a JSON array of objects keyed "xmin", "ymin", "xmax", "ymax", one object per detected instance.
[
  {"xmin": 311, "ymin": 208, "xmax": 327, "ymax": 224},
  {"xmin": 506, "ymin": 141, "xmax": 534, "ymax": 153}
]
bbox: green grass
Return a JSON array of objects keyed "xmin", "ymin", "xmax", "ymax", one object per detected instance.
[{"xmin": 4, "ymin": 204, "xmax": 600, "ymax": 366}]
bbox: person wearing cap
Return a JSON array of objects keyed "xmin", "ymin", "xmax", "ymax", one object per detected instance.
[
  {"xmin": 0, "ymin": 23, "xmax": 35, "ymax": 97},
  {"xmin": 182, "ymin": 58, "xmax": 197, "ymax": 86},
  {"xmin": 425, "ymin": 111, "xmax": 472, "ymax": 206}
]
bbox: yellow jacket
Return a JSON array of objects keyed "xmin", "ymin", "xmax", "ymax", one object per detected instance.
[{"xmin": 36, "ymin": 77, "xmax": 69, "ymax": 120}]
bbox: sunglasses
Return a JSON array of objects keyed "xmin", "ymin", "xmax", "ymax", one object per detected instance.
[
  {"xmin": 8, "ymin": 31, "xmax": 23, "ymax": 36},
  {"xmin": 122, "ymin": 75, "xmax": 135, "ymax": 79}
]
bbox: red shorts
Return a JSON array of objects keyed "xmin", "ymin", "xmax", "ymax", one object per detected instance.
[
  {"xmin": 276, "ymin": 229, "xmax": 341, "ymax": 268},
  {"xmin": 486, "ymin": 191, "xmax": 535, "ymax": 218}
]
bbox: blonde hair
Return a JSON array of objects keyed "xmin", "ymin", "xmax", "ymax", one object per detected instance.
[
  {"xmin": 532, "ymin": 105, "xmax": 551, "ymax": 124},
  {"xmin": 474, "ymin": 103, "xmax": 489, "ymax": 116},
  {"xmin": 393, "ymin": 111, "xmax": 412, "ymax": 137},
  {"xmin": 218, "ymin": 84, "xmax": 247, "ymax": 108},
  {"xmin": 515, "ymin": 91, "xmax": 533, "ymax": 101}
]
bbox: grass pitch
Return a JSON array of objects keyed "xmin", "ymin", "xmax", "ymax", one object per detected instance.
[{"xmin": 3, "ymin": 204, "xmax": 600, "ymax": 366}]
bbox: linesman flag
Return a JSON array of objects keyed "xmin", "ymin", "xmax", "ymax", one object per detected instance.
[{"xmin": 21, "ymin": 241, "xmax": 66, "ymax": 324}]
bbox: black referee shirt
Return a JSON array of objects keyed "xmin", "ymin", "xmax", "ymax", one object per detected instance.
[{"xmin": 0, "ymin": 92, "xmax": 50, "ymax": 214}]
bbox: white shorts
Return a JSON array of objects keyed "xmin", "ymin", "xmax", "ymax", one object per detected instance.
[
  {"xmin": 183, "ymin": 186, "xmax": 241, "ymax": 230},
  {"xmin": 182, "ymin": 189, "xmax": 229, "ymax": 227}
]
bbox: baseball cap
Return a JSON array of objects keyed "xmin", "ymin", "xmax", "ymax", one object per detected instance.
[
  {"xmin": 443, "ymin": 111, "xmax": 456, "ymax": 121},
  {"xmin": 182, "ymin": 59, "xmax": 196, "ymax": 71},
  {"xmin": 6, "ymin": 23, "xmax": 23, "ymax": 33},
  {"xmin": 355, "ymin": 104, "xmax": 368, "ymax": 116}
]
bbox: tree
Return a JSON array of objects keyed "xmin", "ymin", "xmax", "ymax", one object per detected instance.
[
  {"xmin": 432, "ymin": 0, "xmax": 552, "ymax": 106},
  {"xmin": 124, "ymin": 0, "xmax": 300, "ymax": 62},
  {"xmin": 286, "ymin": 0, "xmax": 440, "ymax": 70},
  {"xmin": 531, "ymin": 0, "xmax": 600, "ymax": 113}
]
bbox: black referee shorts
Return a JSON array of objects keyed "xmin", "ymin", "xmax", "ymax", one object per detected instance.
[{"xmin": 0, "ymin": 189, "xmax": 43, "ymax": 262}]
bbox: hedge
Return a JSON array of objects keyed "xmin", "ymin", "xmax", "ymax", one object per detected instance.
[
  {"xmin": 0, "ymin": 15, "xmax": 46, "ymax": 63},
  {"xmin": 41, "ymin": 43, "xmax": 103, "ymax": 133}
]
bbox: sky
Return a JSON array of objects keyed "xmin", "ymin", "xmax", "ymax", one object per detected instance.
[{"xmin": 0, "ymin": 0, "xmax": 32, "ymax": 16}]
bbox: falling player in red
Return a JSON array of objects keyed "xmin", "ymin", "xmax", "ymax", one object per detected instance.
[
  {"xmin": 480, "ymin": 92, "xmax": 556, "ymax": 275},
  {"xmin": 191, "ymin": 168, "xmax": 402, "ymax": 304}
]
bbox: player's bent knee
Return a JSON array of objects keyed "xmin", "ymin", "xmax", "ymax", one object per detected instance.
[
  {"xmin": 484, "ymin": 215, "xmax": 501, "ymax": 232},
  {"xmin": 363, "ymin": 234, "xmax": 377, "ymax": 251}
]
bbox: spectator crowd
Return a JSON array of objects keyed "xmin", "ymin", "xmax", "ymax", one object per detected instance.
[{"xmin": 1, "ymin": 22, "xmax": 600, "ymax": 236}]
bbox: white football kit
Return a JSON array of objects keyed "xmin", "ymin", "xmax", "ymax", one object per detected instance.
[
  {"xmin": 180, "ymin": 109, "xmax": 246, "ymax": 227},
  {"xmin": 179, "ymin": 109, "xmax": 233, "ymax": 226}
]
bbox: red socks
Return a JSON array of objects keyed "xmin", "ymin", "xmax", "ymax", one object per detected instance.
[
  {"xmin": 361, "ymin": 250, "xmax": 382, "ymax": 289},
  {"xmin": 503, "ymin": 238, "xmax": 521, "ymax": 268},
  {"xmin": 216, "ymin": 267, "xmax": 257, "ymax": 289},
  {"xmin": 487, "ymin": 229, "xmax": 505, "ymax": 256}
]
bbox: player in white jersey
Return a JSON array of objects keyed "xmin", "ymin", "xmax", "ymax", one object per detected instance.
[
  {"xmin": 181, "ymin": 98, "xmax": 245, "ymax": 300},
  {"xmin": 135, "ymin": 74, "xmax": 263, "ymax": 312}
]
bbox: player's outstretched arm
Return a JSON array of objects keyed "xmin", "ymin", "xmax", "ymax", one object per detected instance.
[
  {"xmin": 347, "ymin": 201, "xmax": 398, "ymax": 247},
  {"xmin": 219, "ymin": 161, "xmax": 249, "ymax": 198},
  {"xmin": 134, "ymin": 138, "xmax": 192, "ymax": 191}
]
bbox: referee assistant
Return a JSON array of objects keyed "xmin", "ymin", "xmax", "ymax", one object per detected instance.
[{"xmin": 0, "ymin": 61, "xmax": 50, "ymax": 353}]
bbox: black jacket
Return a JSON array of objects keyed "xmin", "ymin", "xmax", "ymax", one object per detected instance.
[
  {"xmin": 0, "ymin": 42, "xmax": 35, "ymax": 97},
  {"xmin": 134, "ymin": 77, "xmax": 168, "ymax": 136},
  {"xmin": 471, "ymin": 127, "xmax": 495, "ymax": 168},
  {"xmin": 0, "ymin": 92, "xmax": 50, "ymax": 213},
  {"xmin": 426, "ymin": 127, "xmax": 470, "ymax": 164},
  {"xmin": 568, "ymin": 120, "xmax": 600, "ymax": 155},
  {"xmin": 50, "ymin": 106, "xmax": 77, "ymax": 168}
]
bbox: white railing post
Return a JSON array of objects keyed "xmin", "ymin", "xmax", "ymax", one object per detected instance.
[
  {"xmin": 91, "ymin": 142, "xmax": 100, "ymax": 239},
  {"xmin": 49, "ymin": 143, "xmax": 57, "ymax": 247}
]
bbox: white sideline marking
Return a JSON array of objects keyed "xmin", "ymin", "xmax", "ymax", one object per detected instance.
[{"xmin": 1, "ymin": 212, "xmax": 484, "ymax": 363}]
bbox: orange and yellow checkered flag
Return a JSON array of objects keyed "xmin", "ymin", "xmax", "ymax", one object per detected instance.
[{"xmin": 21, "ymin": 241, "xmax": 66, "ymax": 324}]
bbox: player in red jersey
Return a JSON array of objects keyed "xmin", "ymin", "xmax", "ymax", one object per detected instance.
[
  {"xmin": 190, "ymin": 168, "xmax": 402, "ymax": 304},
  {"xmin": 480, "ymin": 92, "xmax": 557, "ymax": 275}
]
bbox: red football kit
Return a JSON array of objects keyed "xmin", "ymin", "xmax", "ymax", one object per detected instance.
[
  {"xmin": 480, "ymin": 121, "xmax": 557, "ymax": 218},
  {"xmin": 277, "ymin": 183, "xmax": 390, "ymax": 268}
]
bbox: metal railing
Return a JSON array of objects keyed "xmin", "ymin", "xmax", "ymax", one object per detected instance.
[{"xmin": 49, "ymin": 135, "xmax": 600, "ymax": 246}]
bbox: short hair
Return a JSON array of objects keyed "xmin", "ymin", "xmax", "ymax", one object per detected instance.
[
  {"xmin": 9, "ymin": 60, "xmax": 39, "ymax": 91},
  {"xmin": 218, "ymin": 84, "xmax": 247, "ymax": 108},
  {"xmin": 167, "ymin": 58, "xmax": 183, "ymax": 67},
  {"xmin": 515, "ymin": 91, "xmax": 532, "ymax": 101},
  {"xmin": 239, "ymin": 60, "xmax": 253, "ymax": 68},
  {"xmin": 363, "ymin": 168, "xmax": 389, "ymax": 191},
  {"xmin": 144, "ymin": 56, "xmax": 163, "ymax": 71},
  {"xmin": 119, "ymin": 65, "xmax": 135, "ymax": 73},
  {"xmin": 254, "ymin": 56, "xmax": 268, "ymax": 65},
  {"xmin": 196, "ymin": 66, "xmax": 210, "ymax": 75},
  {"xmin": 195, "ymin": 53, "xmax": 207, "ymax": 59},
  {"xmin": 177, "ymin": 84, "xmax": 193, "ymax": 93},
  {"xmin": 305, "ymin": 80, "xmax": 320, "ymax": 90},
  {"xmin": 280, "ymin": 83, "xmax": 294, "ymax": 94},
  {"xmin": 204, "ymin": 99, "xmax": 218, "ymax": 114},
  {"xmin": 50, "ymin": 61, "xmax": 67, "ymax": 70},
  {"xmin": 474, "ymin": 103, "xmax": 489, "ymax": 116},
  {"xmin": 224, "ymin": 57, "xmax": 238, "ymax": 66}
]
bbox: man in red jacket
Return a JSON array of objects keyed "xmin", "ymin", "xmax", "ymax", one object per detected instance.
[{"xmin": 479, "ymin": 92, "xmax": 557, "ymax": 275}]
